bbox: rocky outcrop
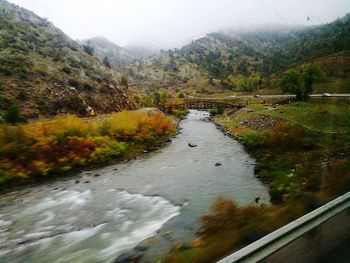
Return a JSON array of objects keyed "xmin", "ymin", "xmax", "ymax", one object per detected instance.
[{"xmin": 244, "ymin": 114, "xmax": 279, "ymax": 131}]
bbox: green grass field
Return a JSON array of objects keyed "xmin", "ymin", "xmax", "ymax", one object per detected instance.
[{"xmin": 261, "ymin": 99, "xmax": 350, "ymax": 133}]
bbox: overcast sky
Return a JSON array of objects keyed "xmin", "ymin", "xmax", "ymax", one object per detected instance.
[{"xmin": 8, "ymin": 0, "xmax": 350, "ymax": 49}]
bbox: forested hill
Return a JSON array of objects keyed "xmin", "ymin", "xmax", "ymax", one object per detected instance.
[
  {"xmin": 0, "ymin": 0, "xmax": 135, "ymax": 119},
  {"xmin": 179, "ymin": 13, "xmax": 350, "ymax": 77},
  {"xmin": 262, "ymin": 13, "xmax": 350, "ymax": 74},
  {"xmin": 123, "ymin": 14, "xmax": 350, "ymax": 93}
]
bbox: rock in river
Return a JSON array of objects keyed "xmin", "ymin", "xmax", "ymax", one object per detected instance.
[{"xmin": 113, "ymin": 251, "xmax": 144, "ymax": 263}]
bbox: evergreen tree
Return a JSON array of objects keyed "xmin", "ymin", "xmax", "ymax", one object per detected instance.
[
  {"xmin": 103, "ymin": 56, "xmax": 111, "ymax": 68},
  {"xmin": 121, "ymin": 76, "xmax": 129, "ymax": 87},
  {"xmin": 83, "ymin": 45, "xmax": 94, "ymax": 56},
  {"xmin": 4, "ymin": 103, "xmax": 25, "ymax": 124}
]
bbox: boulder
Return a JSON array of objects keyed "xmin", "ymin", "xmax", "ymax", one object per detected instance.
[
  {"xmin": 138, "ymin": 108, "xmax": 162, "ymax": 115},
  {"xmin": 134, "ymin": 244, "xmax": 149, "ymax": 252},
  {"xmin": 113, "ymin": 252, "xmax": 144, "ymax": 263}
]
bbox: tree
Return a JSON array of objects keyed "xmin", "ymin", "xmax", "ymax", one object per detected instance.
[
  {"xmin": 121, "ymin": 76, "xmax": 129, "ymax": 87},
  {"xmin": 103, "ymin": 56, "xmax": 111, "ymax": 68},
  {"xmin": 160, "ymin": 91, "xmax": 168, "ymax": 104},
  {"xmin": 237, "ymin": 61, "xmax": 249, "ymax": 76},
  {"xmin": 167, "ymin": 52, "xmax": 178, "ymax": 71},
  {"xmin": 280, "ymin": 70, "xmax": 302, "ymax": 100},
  {"xmin": 226, "ymin": 62, "xmax": 233, "ymax": 73},
  {"xmin": 280, "ymin": 64, "xmax": 323, "ymax": 101},
  {"xmin": 301, "ymin": 64, "xmax": 323, "ymax": 100},
  {"xmin": 141, "ymin": 95, "xmax": 153, "ymax": 107},
  {"xmin": 153, "ymin": 92, "xmax": 161, "ymax": 106},
  {"xmin": 4, "ymin": 103, "xmax": 26, "ymax": 124},
  {"xmin": 83, "ymin": 45, "xmax": 94, "ymax": 56}
]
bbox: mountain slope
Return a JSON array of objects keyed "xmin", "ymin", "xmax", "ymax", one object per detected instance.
[
  {"xmin": 178, "ymin": 15, "xmax": 350, "ymax": 79},
  {"xmin": 0, "ymin": 0, "xmax": 135, "ymax": 119},
  {"xmin": 80, "ymin": 36, "xmax": 141, "ymax": 66},
  {"xmin": 122, "ymin": 50, "xmax": 207, "ymax": 93},
  {"xmin": 123, "ymin": 15, "xmax": 350, "ymax": 94},
  {"xmin": 260, "ymin": 14, "xmax": 350, "ymax": 74}
]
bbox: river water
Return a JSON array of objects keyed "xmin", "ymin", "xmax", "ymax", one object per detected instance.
[{"xmin": 0, "ymin": 110, "xmax": 269, "ymax": 263}]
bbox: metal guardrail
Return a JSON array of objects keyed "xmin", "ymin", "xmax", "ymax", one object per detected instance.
[{"xmin": 217, "ymin": 191, "xmax": 350, "ymax": 263}]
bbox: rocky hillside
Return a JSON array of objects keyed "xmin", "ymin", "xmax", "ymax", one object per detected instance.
[
  {"xmin": 0, "ymin": 0, "xmax": 136, "ymax": 119},
  {"xmin": 122, "ymin": 50, "xmax": 208, "ymax": 93}
]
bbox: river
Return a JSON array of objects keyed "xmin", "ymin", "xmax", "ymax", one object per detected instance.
[{"xmin": 0, "ymin": 110, "xmax": 269, "ymax": 262}]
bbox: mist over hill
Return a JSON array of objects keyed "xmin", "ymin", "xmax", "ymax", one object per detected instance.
[
  {"xmin": 79, "ymin": 36, "xmax": 153, "ymax": 66},
  {"xmin": 118, "ymin": 14, "xmax": 350, "ymax": 94}
]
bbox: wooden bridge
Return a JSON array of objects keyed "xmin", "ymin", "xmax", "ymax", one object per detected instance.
[{"xmin": 159, "ymin": 99, "xmax": 246, "ymax": 112}]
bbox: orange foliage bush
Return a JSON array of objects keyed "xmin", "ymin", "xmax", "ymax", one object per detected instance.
[
  {"xmin": 105, "ymin": 111, "xmax": 174, "ymax": 143},
  {"xmin": 0, "ymin": 111, "xmax": 175, "ymax": 183},
  {"xmin": 265, "ymin": 123, "xmax": 316, "ymax": 151},
  {"xmin": 200, "ymin": 197, "xmax": 269, "ymax": 236}
]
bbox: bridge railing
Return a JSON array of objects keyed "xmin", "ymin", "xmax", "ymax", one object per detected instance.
[
  {"xmin": 217, "ymin": 191, "xmax": 350, "ymax": 263},
  {"xmin": 159, "ymin": 99, "xmax": 246, "ymax": 111}
]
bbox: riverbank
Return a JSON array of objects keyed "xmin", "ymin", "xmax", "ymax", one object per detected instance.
[
  {"xmin": 0, "ymin": 110, "xmax": 176, "ymax": 188},
  {"xmin": 211, "ymin": 99, "xmax": 350, "ymax": 203},
  {"xmin": 0, "ymin": 110, "xmax": 269, "ymax": 263},
  {"xmin": 164, "ymin": 99, "xmax": 350, "ymax": 262}
]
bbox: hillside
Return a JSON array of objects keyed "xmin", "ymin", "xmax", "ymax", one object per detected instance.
[
  {"xmin": 121, "ymin": 50, "xmax": 208, "ymax": 93},
  {"xmin": 79, "ymin": 36, "xmax": 143, "ymax": 66},
  {"xmin": 0, "ymin": 0, "xmax": 136, "ymax": 120},
  {"xmin": 122, "ymin": 15, "xmax": 350, "ymax": 95},
  {"xmin": 261, "ymin": 14, "xmax": 350, "ymax": 74}
]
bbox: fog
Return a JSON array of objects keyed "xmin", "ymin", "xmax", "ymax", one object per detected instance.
[{"xmin": 8, "ymin": 0, "xmax": 350, "ymax": 49}]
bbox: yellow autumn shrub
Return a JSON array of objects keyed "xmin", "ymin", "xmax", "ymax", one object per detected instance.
[{"xmin": 0, "ymin": 111, "xmax": 175, "ymax": 184}]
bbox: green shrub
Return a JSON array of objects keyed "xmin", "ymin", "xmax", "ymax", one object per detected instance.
[
  {"xmin": 242, "ymin": 131, "xmax": 267, "ymax": 150},
  {"xmin": 83, "ymin": 45, "xmax": 94, "ymax": 56},
  {"xmin": 209, "ymin": 106, "xmax": 225, "ymax": 116},
  {"xmin": 170, "ymin": 108, "xmax": 189, "ymax": 118},
  {"xmin": 4, "ymin": 103, "xmax": 26, "ymax": 124}
]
